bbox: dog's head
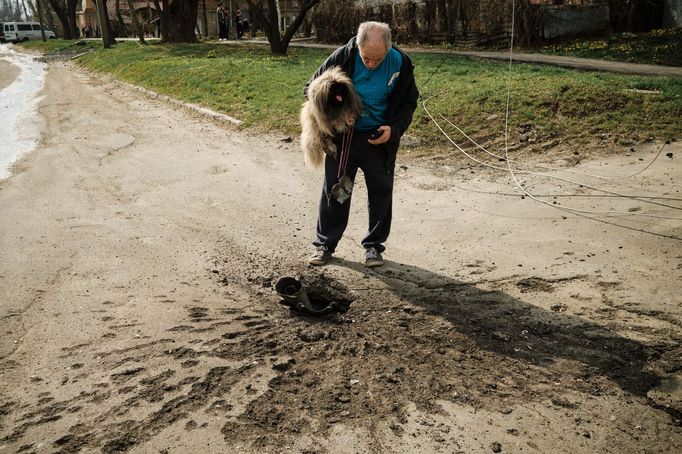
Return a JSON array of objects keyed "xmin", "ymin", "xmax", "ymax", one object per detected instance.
[{"xmin": 308, "ymin": 67, "xmax": 362, "ymax": 127}]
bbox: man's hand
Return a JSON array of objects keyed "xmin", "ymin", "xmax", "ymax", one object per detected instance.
[{"xmin": 368, "ymin": 125, "xmax": 391, "ymax": 145}]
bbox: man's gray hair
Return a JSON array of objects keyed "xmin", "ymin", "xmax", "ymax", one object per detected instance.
[{"xmin": 357, "ymin": 21, "xmax": 392, "ymax": 49}]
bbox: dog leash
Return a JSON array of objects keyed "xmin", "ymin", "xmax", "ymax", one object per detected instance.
[{"xmin": 337, "ymin": 126, "xmax": 354, "ymax": 179}]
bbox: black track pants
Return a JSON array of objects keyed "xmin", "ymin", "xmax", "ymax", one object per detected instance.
[{"xmin": 313, "ymin": 131, "xmax": 396, "ymax": 253}]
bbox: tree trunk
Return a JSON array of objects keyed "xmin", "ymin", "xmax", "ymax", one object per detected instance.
[
  {"xmin": 202, "ymin": 0, "xmax": 208, "ymax": 38},
  {"xmin": 115, "ymin": 0, "xmax": 125, "ymax": 36},
  {"xmin": 152, "ymin": 0, "xmax": 170, "ymax": 40},
  {"xmin": 126, "ymin": 0, "xmax": 145, "ymax": 43},
  {"xmin": 27, "ymin": 0, "xmax": 36, "ymax": 17},
  {"xmin": 32, "ymin": 0, "xmax": 55, "ymax": 32},
  {"xmin": 152, "ymin": 0, "xmax": 163, "ymax": 37},
  {"xmin": 44, "ymin": 0, "xmax": 55, "ymax": 30},
  {"xmin": 35, "ymin": 0, "xmax": 47, "ymax": 40},
  {"xmin": 245, "ymin": 0, "xmax": 320, "ymax": 55},
  {"xmin": 162, "ymin": 0, "xmax": 170, "ymax": 37},
  {"xmin": 102, "ymin": 0, "xmax": 117, "ymax": 41},
  {"xmin": 95, "ymin": 0, "xmax": 115, "ymax": 47},
  {"xmin": 627, "ymin": 0, "xmax": 642, "ymax": 33},
  {"xmin": 279, "ymin": 0, "xmax": 319, "ymax": 53},
  {"xmin": 20, "ymin": 0, "xmax": 29, "ymax": 19},
  {"xmin": 46, "ymin": 0, "xmax": 72, "ymax": 39},
  {"xmin": 163, "ymin": 0, "xmax": 198, "ymax": 43},
  {"xmin": 66, "ymin": 0, "xmax": 79, "ymax": 40}
]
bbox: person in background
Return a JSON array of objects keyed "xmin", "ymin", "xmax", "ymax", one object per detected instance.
[
  {"xmin": 216, "ymin": 1, "xmax": 229, "ymax": 41},
  {"xmin": 235, "ymin": 9, "xmax": 243, "ymax": 39}
]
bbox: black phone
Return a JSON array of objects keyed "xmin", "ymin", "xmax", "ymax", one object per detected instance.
[{"xmin": 369, "ymin": 128, "xmax": 383, "ymax": 140}]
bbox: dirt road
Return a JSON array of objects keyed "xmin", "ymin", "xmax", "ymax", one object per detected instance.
[{"xmin": 0, "ymin": 62, "xmax": 680, "ymax": 453}]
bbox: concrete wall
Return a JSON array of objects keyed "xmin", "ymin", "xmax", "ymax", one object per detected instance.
[
  {"xmin": 663, "ymin": 0, "xmax": 682, "ymax": 27},
  {"xmin": 539, "ymin": 5, "xmax": 610, "ymax": 39}
]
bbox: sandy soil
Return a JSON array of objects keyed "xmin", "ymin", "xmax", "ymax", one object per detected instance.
[
  {"xmin": 0, "ymin": 62, "xmax": 680, "ymax": 454},
  {"xmin": 0, "ymin": 60, "xmax": 20, "ymax": 91}
]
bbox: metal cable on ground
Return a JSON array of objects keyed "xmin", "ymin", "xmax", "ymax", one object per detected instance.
[
  {"xmin": 423, "ymin": 98, "xmax": 682, "ymax": 215},
  {"xmin": 415, "ymin": 2, "xmax": 681, "ymax": 238},
  {"xmin": 437, "ymin": 112, "xmax": 671, "ymax": 181},
  {"xmin": 500, "ymin": 0, "xmax": 681, "ymax": 240}
]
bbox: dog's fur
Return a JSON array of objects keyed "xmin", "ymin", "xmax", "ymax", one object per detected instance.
[{"xmin": 300, "ymin": 66, "xmax": 362, "ymax": 169}]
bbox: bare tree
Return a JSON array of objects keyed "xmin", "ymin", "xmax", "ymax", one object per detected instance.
[
  {"xmin": 26, "ymin": 0, "xmax": 55, "ymax": 32},
  {"xmin": 20, "ymin": 0, "xmax": 29, "ymax": 19},
  {"xmin": 1, "ymin": 0, "xmax": 23, "ymax": 20},
  {"xmin": 65, "ymin": 0, "xmax": 78, "ymax": 37},
  {"xmin": 163, "ymin": 0, "xmax": 198, "ymax": 43},
  {"xmin": 43, "ymin": 0, "xmax": 79, "ymax": 38},
  {"xmin": 46, "ymin": 0, "xmax": 73, "ymax": 38},
  {"xmin": 115, "ymin": 0, "xmax": 125, "ymax": 35},
  {"xmin": 202, "ymin": 0, "xmax": 207, "ymax": 38},
  {"xmin": 245, "ymin": 0, "xmax": 321, "ymax": 55},
  {"xmin": 95, "ymin": 0, "xmax": 115, "ymax": 47},
  {"xmin": 152, "ymin": 0, "xmax": 169, "ymax": 39},
  {"xmin": 35, "ymin": 0, "xmax": 46, "ymax": 40},
  {"xmin": 146, "ymin": 0, "xmax": 198, "ymax": 43},
  {"xmin": 126, "ymin": 0, "xmax": 145, "ymax": 43}
]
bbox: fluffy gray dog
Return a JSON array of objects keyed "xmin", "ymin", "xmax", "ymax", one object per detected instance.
[{"xmin": 300, "ymin": 66, "xmax": 362, "ymax": 169}]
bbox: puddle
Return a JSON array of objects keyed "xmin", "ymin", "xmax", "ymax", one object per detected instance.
[{"xmin": 0, "ymin": 45, "xmax": 46, "ymax": 180}]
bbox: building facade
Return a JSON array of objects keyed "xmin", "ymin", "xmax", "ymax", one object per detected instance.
[{"xmin": 75, "ymin": 0, "xmax": 248, "ymax": 38}]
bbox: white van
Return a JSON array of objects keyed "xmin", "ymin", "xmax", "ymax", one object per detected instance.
[{"xmin": 2, "ymin": 22, "xmax": 56, "ymax": 42}]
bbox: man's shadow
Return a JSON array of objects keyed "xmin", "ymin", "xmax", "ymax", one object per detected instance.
[{"xmin": 330, "ymin": 257, "xmax": 663, "ymax": 399}]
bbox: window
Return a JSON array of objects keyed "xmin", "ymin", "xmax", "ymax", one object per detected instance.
[
  {"xmin": 18, "ymin": 24, "xmax": 32, "ymax": 31},
  {"xmin": 32, "ymin": 24, "xmax": 41, "ymax": 31}
]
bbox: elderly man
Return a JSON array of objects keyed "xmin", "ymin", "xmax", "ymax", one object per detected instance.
[{"xmin": 305, "ymin": 21, "xmax": 419, "ymax": 267}]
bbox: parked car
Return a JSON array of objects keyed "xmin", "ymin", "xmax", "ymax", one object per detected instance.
[{"xmin": 2, "ymin": 22, "xmax": 56, "ymax": 42}]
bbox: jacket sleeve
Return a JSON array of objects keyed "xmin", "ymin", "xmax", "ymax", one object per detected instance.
[
  {"xmin": 303, "ymin": 47, "xmax": 345, "ymax": 98},
  {"xmin": 388, "ymin": 64, "xmax": 419, "ymax": 143}
]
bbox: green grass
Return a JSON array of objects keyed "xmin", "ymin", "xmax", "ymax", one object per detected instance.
[
  {"xmin": 538, "ymin": 28, "xmax": 682, "ymax": 67},
  {"xmin": 20, "ymin": 38, "xmax": 99, "ymax": 53},
  {"xmin": 416, "ymin": 51, "xmax": 681, "ymax": 147},
  {"xmin": 19, "ymin": 40, "xmax": 682, "ymax": 150}
]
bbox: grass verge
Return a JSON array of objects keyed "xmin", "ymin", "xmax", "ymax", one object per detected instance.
[
  {"xmin": 19, "ymin": 40, "xmax": 682, "ymax": 156},
  {"xmin": 538, "ymin": 28, "xmax": 682, "ymax": 67}
]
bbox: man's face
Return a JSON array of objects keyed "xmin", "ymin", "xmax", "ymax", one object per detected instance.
[{"xmin": 359, "ymin": 40, "xmax": 388, "ymax": 70}]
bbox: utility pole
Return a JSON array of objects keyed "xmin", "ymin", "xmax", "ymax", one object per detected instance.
[{"xmin": 229, "ymin": 0, "xmax": 232, "ymax": 39}]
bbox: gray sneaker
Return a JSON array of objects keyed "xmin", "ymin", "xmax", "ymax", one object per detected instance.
[
  {"xmin": 309, "ymin": 245, "xmax": 332, "ymax": 265},
  {"xmin": 364, "ymin": 247, "xmax": 384, "ymax": 267}
]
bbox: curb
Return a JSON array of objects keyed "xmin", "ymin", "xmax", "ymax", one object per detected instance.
[{"xmin": 116, "ymin": 80, "xmax": 242, "ymax": 126}]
